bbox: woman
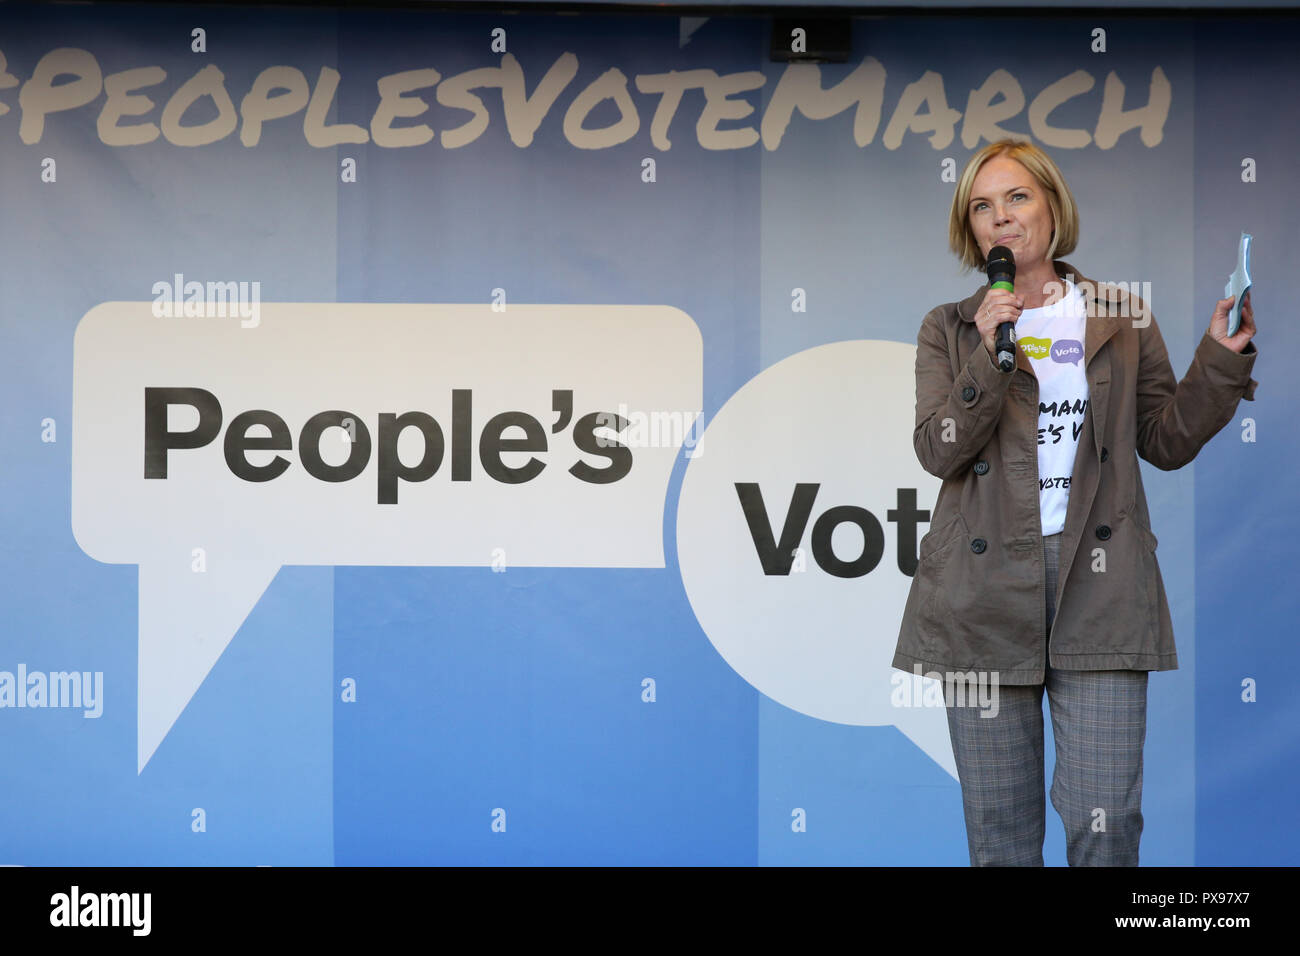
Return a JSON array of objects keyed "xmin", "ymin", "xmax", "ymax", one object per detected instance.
[{"xmin": 892, "ymin": 139, "xmax": 1258, "ymax": 866}]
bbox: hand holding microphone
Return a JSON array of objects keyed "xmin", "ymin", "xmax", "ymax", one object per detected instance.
[{"xmin": 980, "ymin": 245, "xmax": 1024, "ymax": 372}]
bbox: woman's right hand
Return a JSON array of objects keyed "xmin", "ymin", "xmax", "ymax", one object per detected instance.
[{"xmin": 976, "ymin": 288, "xmax": 1025, "ymax": 362}]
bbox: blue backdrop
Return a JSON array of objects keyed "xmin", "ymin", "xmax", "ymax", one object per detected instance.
[{"xmin": 0, "ymin": 2, "xmax": 1295, "ymax": 865}]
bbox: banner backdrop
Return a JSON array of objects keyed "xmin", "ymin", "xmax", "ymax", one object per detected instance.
[{"xmin": 0, "ymin": 2, "xmax": 1295, "ymax": 866}]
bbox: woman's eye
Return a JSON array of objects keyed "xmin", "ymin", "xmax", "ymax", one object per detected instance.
[{"xmin": 973, "ymin": 194, "xmax": 1025, "ymax": 211}]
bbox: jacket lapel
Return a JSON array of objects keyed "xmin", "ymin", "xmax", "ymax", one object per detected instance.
[{"xmin": 1083, "ymin": 284, "xmax": 1124, "ymax": 370}]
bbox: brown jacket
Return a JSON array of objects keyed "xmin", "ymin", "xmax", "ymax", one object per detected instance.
[{"xmin": 892, "ymin": 260, "xmax": 1258, "ymax": 683}]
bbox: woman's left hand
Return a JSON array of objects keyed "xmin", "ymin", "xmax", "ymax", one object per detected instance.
[{"xmin": 1209, "ymin": 290, "xmax": 1255, "ymax": 353}]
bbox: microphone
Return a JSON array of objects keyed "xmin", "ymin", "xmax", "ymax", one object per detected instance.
[{"xmin": 984, "ymin": 245, "xmax": 1017, "ymax": 372}]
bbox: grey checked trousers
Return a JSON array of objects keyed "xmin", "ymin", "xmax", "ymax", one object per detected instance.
[{"xmin": 945, "ymin": 531, "xmax": 1149, "ymax": 866}]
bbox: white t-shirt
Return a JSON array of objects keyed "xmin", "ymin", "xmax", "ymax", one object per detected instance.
[{"xmin": 1012, "ymin": 278, "xmax": 1090, "ymax": 536}]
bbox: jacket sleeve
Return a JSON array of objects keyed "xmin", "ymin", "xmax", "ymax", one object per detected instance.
[
  {"xmin": 1135, "ymin": 313, "xmax": 1259, "ymax": 471},
  {"xmin": 913, "ymin": 307, "xmax": 1016, "ymax": 480}
]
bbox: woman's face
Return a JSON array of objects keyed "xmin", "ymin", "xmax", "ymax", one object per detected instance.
[{"xmin": 967, "ymin": 156, "xmax": 1055, "ymax": 270}]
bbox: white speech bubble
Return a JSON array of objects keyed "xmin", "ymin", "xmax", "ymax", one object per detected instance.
[
  {"xmin": 72, "ymin": 302, "xmax": 702, "ymax": 771},
  {"xmin": 676, "ymin": 340, "xmax": 956, "ymax": 777}
]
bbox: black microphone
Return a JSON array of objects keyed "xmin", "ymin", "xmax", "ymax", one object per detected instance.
[{"xmin": 984, "ymin": 245, "xmax": 1017, "ymax": 372}]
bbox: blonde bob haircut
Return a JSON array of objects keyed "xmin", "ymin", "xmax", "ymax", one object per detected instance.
[{"xmin": 949, "ymin": 138, "xmax": 1080, "ymax": 274}]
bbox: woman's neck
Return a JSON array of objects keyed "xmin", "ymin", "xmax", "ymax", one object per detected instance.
[{"xmin": 1013, "ymin": 261, "xmax": 1063, "ymax": 310}]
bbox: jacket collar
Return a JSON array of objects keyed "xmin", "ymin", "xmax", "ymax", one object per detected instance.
[{"xmin": 956, "ymin": 259, "xmax": 1133, "ymax": 374}]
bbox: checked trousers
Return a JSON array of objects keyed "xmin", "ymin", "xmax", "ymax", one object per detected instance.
[{"xmin": 944, "ymin": 531, "xmax": 1149, "ymax": 866}]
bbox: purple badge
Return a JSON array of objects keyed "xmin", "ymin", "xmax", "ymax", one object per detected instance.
[{"xmin": 1051, "ymin": 339, "xmax": 1083, "ymax": 366}]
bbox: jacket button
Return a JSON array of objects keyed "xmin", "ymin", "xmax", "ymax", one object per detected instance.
[
  {"xmin": 973, "ymin": 460, "xmax": 989, "ymax": 475},
  {"xmin": 1100, "ymin": 447, "xmax": 1109, "ymax": 462},
  {"xmin": 970, "ymin": 538, "xmax": 987, "ymax": 554},
  {"xmin": 1096, "ymin": 524, "xmax": 1112, "ymax": 540},
  {"xmin": 961, "ymin": 386, "xmax": 976, "ymax": 401}
]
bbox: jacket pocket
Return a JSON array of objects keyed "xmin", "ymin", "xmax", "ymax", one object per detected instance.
[
  {"xmin": 1118, "ymin": 512, "xmax": 1160, "ymax": 642},
  {"xmin": 1126, "ymin": 497, "xmax": 1159, "ymax": 552},
  {"xmin": 915, "ymin": 514, "xmax": 969, "ymax": 649},
  {"xmin": 1132, "ymin": 515, "xmax": 1159, "ymax": 553},
  {"xmin": 920, "ymin": 512, "xmax": 967, "ymax": 562}
]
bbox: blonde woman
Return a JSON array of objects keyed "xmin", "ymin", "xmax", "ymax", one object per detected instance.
[{"xmin": 893, "ymin": 139, "xmax": 1258, "ymax": 865}]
